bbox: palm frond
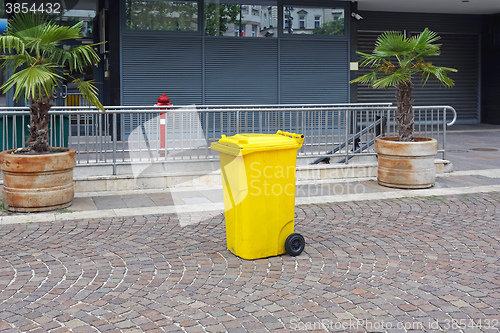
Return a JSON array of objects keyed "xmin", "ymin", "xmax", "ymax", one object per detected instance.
[
  {"xmin": 411, "ymin": 28, "xmax": 441, "ymax": 51},
  {"xmin": 357, "ymin": 51, "xmax": 384, "ymax": 68},
  {"xmin": 408, "ymin": 28, "xmax": 442, "ymax": 59},
  {"xmin": 74, "ymin": 79, "xmax": 105, "ymax": 112},
  {"xmin": 373, "ymin": 30, "xmax": 413, "ymax": 57},
  {"xmin": 415, "ymin": 48, "xmax": 441, "ymax": 59},
  {"xmin": 6, "ymin": 13, "xmax": 47, "ymax": 39},
  {"xmin": 39, "ymin": 43, "xmax": 65, "ymax": 64},
  {"xmin": 418, "ymin": 61, "xmax": 457, "ymax": 87},
  {"xmin": 39, "ymin": 22, "xmax": 83, "ymax": 45},
  {"xmin": 373, "ymin": 72, "xmax": 410, "ymax": 89},
  {"xmin": 0, "ymin": 53, "xmax": 35, "ymax": 71},
  {"xmin": 398, "ymin": 56, "xmax": 415, "ymax": 71},
  {"xmin": 350, "ymin": 71, "xmax": 378, "ymax": 85},
  {"xmin": 62, "ymin": 44, "xmax": 101, "ymax": 72},
  {"xmin": 1, "ymin": 64, "xmax": 61, "ymax": 101},
  {"xmin": 426, "ymin": 66, "xmax": 456, "ymax": 87},
  {"xmin": 0, "ymin": 35, "xmax": 26, "ymax": 54}
]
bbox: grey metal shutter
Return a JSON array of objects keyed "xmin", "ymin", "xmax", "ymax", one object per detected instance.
[
  {"xmin": 121, "ymin": 34, "xmax": 203, "ymax": 137},
  {"xmin": 204, "ymin": 38, "xmax": 279, "ymax": 105},
  {"xmin": 279, "ymin": 39, "xmax": 349, "ymax": 104},
  {"xmin": 356, "ymin": 30, "xmax": 480, "ymax": 124},
  {"xmin": 412, "ymin": 33, "xmax": 480, "ymax": 124},
  {"xmin": 203, "ymin": 38, "xmax": 280, "ymax": 137},
  {"xmin": 122, "ymin": 34, "xmax": 203, "ymax": 106}
]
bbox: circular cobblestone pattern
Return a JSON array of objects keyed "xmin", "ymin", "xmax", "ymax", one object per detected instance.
[{"xmin": 0, "ymin": 192, "xmax": 499, "ymax": 332}]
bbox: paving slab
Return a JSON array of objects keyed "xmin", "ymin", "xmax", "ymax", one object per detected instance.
[
  {"xmin": 463, "ymin": 174, "xmax": 500, "ymax": 185},
  {"xmin": 434, "ymin": 177, "xmax": 471, "ymax": 188},
  {"xmin": 358, "ymin": 179, "xmax": 401, "ymax": 192},
  {"xmin": 147, "ymin": 192, "xmax": 175, "ymax": 206},
  {"xmin": 0, "ymin": 192, "xmax": 498, "ymax": 332},
  {"xmin": 122, "ymin": 195, "xmax": 156, "ymax": 208},
  {"xmin": 92, "ymin": 195, "xmax": 127, "ymax": 210},
  {"xmin": 199, "ymin": 189, "xmax": 225, "ymax": 203},
  {"xmin": 322, "ymin": 180, "xmax": 382, "ymax": 195},
  {"xmin": 179, "ymin": 196, "xmax": 213, "ymax": 206},
  {"xmin": 296, "ymin": 184, "xmax": 335, "ymax": 197},
  {"xmin": 69, "ymin": 197, "xmax": 97, "ymax": 211},
  {"xmin": 445, "ymin": 125, "xmax": 500, "ymax": 171}
]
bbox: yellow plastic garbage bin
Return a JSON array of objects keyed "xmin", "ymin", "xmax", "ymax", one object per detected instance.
[{"xmin": 211, "ymin": 130, "xmax": 305, "ymax": 260}]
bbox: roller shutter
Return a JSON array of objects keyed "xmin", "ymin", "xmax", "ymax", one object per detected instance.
[
  {"xmin": 122, "ymin": 34, "xmax": 349, "ymax": 106},
  {"xmin": 204, "ymin": 38, "xmax": 279, "ymax": 105},
  {"xmin": 122, "ymin": 34, "xmax": 203, "ymax": 106},
  {"xmin": 280, "ymin": 39, "xmax": 349, "ymax": 104}
]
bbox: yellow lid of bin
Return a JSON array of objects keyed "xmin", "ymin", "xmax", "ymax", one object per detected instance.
[{"xmin": 211, "ymin": 131, "xmax": 304, "ymax": 156}]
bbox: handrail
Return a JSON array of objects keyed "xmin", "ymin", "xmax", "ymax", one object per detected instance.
[
  {"xmin": 311, "ymin": 117, "xmax": 383, "ymax": 165},
  {"xmin": 0, "ymin": 103, "xmax": 455, "ymax": 173},
  {"xmin": 446, "ymin": 106, "xmax": 457, "ymax": 126},
  {"xmin": 0, "ymin": 103, "xmax": 393, "ymax": 112},
  {"xmin": 0, "ymin": 104, "xmax": 461, "ymax": 119}
]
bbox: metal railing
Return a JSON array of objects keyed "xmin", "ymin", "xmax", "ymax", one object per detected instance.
[{"xmin": 0, "ymin": 103, "xmax": 457, "ymax": 174}]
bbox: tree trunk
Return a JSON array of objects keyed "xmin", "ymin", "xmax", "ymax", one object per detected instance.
[
  {"xmin": 28, "ymin": 91, "xmax": 53, "ymax": 153},
  {"xmin": 395, "ymin": 81, "xmax": 414, "ymax": 142}
]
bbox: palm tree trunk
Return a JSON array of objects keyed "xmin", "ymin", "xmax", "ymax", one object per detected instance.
[
  {"xmin": 395, "ymin": 81, "xmax": 414, "ymax": 142},
  {"xmin": 28, "ymin": 91, "xmax": 52, "ymax": 153}
]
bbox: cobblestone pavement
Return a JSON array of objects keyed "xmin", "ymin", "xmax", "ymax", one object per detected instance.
[{"xmin": 0, "ymin": 192, "xmax": 499, "ymax": 332}]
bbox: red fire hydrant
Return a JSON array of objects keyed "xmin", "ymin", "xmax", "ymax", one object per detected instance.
[{"xmin": 155, "ymin": 94, "xmax": 172, "ymax": 150}]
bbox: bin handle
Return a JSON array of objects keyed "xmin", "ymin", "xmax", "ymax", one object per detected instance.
[{"xmin": 276, "ymin": 130, "xmax": 304, "ymax": 146}]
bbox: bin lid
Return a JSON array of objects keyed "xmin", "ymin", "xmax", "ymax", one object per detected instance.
[{"xmin": 211, "ymin": 131, "xmax": 304, "ymax": 156}]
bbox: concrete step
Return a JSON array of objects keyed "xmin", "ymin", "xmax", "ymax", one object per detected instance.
[{"xmin": 72, "ymin": 159, "xmax": 452, "ymax": 193}]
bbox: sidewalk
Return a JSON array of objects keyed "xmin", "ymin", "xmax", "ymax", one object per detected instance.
[
  {"xmin": 2, "ymin": 123, "xmax": 500, "ymax": 225},
  {"xmin": 0, "ymin": 124, "xmax": 500, "ymax": 224},
  {"xmin": 0, "ymin": 124, "xmax": 499, "ymax": 332},
  {"xmin": 2, "ymin": 168, "xmax": 500, "ymax": 225}
]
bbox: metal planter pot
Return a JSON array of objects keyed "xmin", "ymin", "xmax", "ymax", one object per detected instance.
[
  {"xmin": 0, "ymin": 148, "xmax": 76, "ymax": 212},
  {"xmin": 375, "ymin": 136, "xmax": 438, "ymax": 189}
]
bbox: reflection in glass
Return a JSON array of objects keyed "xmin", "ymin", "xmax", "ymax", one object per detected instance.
[
  {"xmin": 204, "ymin": 0, "xmax": 277, "ymax": 37},
  {"xmin": 283, "ymin": 6, "xmax": 344, "ymax": 35},
  {"xmin": 126, "ymin": 0, "xmax": 198, "ymax": 31}
]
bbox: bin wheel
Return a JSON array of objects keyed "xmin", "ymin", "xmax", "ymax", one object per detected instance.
[{"xmin": 285, "ymin": 233, "xmax": 305, "ymax": 257}]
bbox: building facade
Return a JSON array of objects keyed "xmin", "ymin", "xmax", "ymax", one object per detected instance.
[
  {"xmin": 103, "ymin": 0, "xmax": 500, "ymax": 124},
  {"xmin": 5, "ymin": 0, "xmax": 499, "ymax": 125}
]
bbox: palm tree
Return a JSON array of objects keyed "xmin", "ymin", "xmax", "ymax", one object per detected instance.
[
  {"xmin": 0, "ymin": 13, "xmax": 104, "ymax": 153},
  {"xmin": 351, "ymin": 28, "xmax": 457, "ymax": 142}
]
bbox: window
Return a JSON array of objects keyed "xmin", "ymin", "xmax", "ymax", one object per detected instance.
[
  {"xmin": 332, "ymin": 10, "xmax": 342, "ymax": 21},
  {"xmin": 299, "ymin": 15, "xmax": 305, "ymax": 29},
  {"xmin": 283, "ymin": 6, "xmax": 345, "ymax": 35},
  {"xmin": 126, "ymin": 0, "xmax": 198, "ymax": 31},
  {"xmin": 204, "ymin": 0, "xmax": 277, "ymax": 37},
  {"xmin": 314, "ymin": 16, "xmax": 321, "ymax": 28}
]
